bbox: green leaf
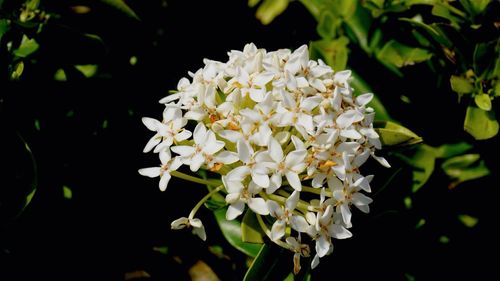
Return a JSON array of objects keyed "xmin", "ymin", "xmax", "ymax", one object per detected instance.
[
  {"xmin": 214, "ymin": 208, "xmax": 262, "ymax": 257},
  {"xmin": 317, "ymin": 10, "xmax": 338, "ymax": 39},
  {"xmin": 100, "ymin": 0, "xmax": 139, "ymax": 20},
  {"xmin": 431, "ymin": 4, "xmax": 463, "ymax": 26},
  {"xmin": 256, "ymin": 0, "xmax": 289, "ymax": 25},
  {"xmin": 441, "ymin": 154, "xmax": 490, "ymax": 188},
  {"xmin": 350, "ymin": 71, "xmax": 391, "ymax": 121},
  {"xmin": 474, "ymin": 94, "xmax": 492, "ymax": 111},
  {"xmin": 248, "ymin": 0, "xmax": 261, "ymax": 8},
  {"xmin": 75, "ymin": 65, "xmax": 98, "ymax": 78},
  {"xmin": 395, "ymin": 145, "xmax": 436, "ymax": 192},
  {"xmin": 13, "ymin": 35, "xmax": 39, "ymax": 58},
  {"xmin": 473, "ymin": 41, "xmax": 498, "ymax": 79},
  {"xmin": 399, "ymin": 18, "xmax": 453, "ymax": 48},
  {"xmin": 464, "ymin": 106, "xmax": 499, "ymax": 140},
  {"xmin": 377, "ymin": 40, "xmax": 433, "ymax": 68},
  {"xmin": 243, "ymin": 243, "xmax": 291, "ymax": 281},
  {"xmin": 458, "ymin": 214, "xmax": 479, "ymax": 228},
  {"xmin": 333, "ymin": 0, "xmax": 357, "ymax": 19},
  {"xmin": 461, "ymin": 0, "xmax": 491, "ymax": 15},
  {"xmin": 434, "ymin": 142, "xmax": 473, "ymax": 158},
  {"xmin": 0, "ymin": 19, "xmax": 8, "ymax": 41},
  {"xmin": 450, "ymin": 75, "xmax": 474, "ymax": 94},
  {"xmin": 374, "ymin": 121, "xmax": 422, "ymax": 147},
  {"xmin": 242, "ymin": 210, "xmax": 265, "ymax": 244},
  {"xmin": 63, "ymin": 185, "xmax": 73, "ymax": 199},
  {"xmin": 309, "ymin": 37, "xmax": 349, "ymax": 71}
]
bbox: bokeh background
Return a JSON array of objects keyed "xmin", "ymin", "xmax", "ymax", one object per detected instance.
[{"xmin": 1, "ymin": 0, "xmax": 498, "ymax": 280}]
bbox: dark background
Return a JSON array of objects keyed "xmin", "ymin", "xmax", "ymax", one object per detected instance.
[{"xmin": 1, "ymin": 0, "xmax": 497, "ymax": 280}]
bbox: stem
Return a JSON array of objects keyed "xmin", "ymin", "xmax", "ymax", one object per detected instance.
[
  {"xmin": 171, "ymin": 170, "xmax": 221, "ymax": 187},
  {"xmin": 188, "ymin": 185, "xmax": 224, "ymax": 219}
]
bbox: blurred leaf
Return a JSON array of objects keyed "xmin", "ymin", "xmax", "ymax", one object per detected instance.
[
  {"xmin": 317, "ymin": 10, "xmax": 338, "ymax": 39},
  {"xmin": 241, "ymin": 210, "xmax": 265, "ymax": 244},
  {"xmin": 256, "ymin": 0, "xmax": 289, "ymax": 25},
  {"xmin": 464, "ymin": 105, "xmax": 499, "ymax": 140},
  {"xmin": 152, "ymin": 246, "xmax": 168, "ymax": 255},
  {"xmin": 431, "ymin": 4, "xmax": 463, "ymax": 26},
  {"xmin": 100, "ymin": 0, "xmax": 139, "ymax": 20},
  {"xmin": 399, "ymin": 18, "xmax": 453, "ymax": 48},
  {"xmin": 13, "ymin": 35, "xmax": 39, "ymax": 58},
  {"xmin": 460, "ymin": 0, "xmax": 491, "ymax": 16},
  {"xmin": 214, "ymin": 208, "xmax": 262, "ymax": 257},
  {"xmin": 63, "ymin": 185, "xmax": 72, "ymax": 199},
  {"xmin": 243, "ymin": 243, "xmax": 290, "ymax": 281},
  {"xmin": 473, "ymin": 40, "xmax": 498, "ymax": 79},
  {"xmin": 0, "ymin": 132, "xmax": 37, "ymax": 224},
  {"xmin": 189, "ymin": 260, "xmax": 220, "ymax": 281},
  {"xmin": 309, "ymin": 37, "xmax": 349, "ymax": 71},
  {"xmin": 458, "ymin": 214, "xmax": 479, "ymax": 228},
  {"xmin": 0, "ymin": 19, "xmax": 8, "ymax": 41},
  {"xmin": 474, "ymin": 94, "xmax": 492, "ymax": 111},
  {"xmin": 434, "ymin": 142, "xmax": 473, "ymax": 158},
  {"xmin": 377, "ymin": 40, "xmax": 433, "ymax": 67},
  {"xmin": 248, "ymin": 0, "xmax": 261, "ymax": 8},
  {"xmin": 395, "ymin": 145, "xmax": 436, "ymax": 192},
  {"xmin": 351, "ymin": 71, "xmax": 391, "ymax": 121},
  {"xmin": 74, "ymin": 65, "xmax": 98, "ymax": 78},
  {"xmin": 54, "ymin": 69, "xmax": 67, "ymax": 81},
  {"xmin": 439, "ymin": 235, "xmax": 450, "ymax": 244},
  {"xmin": 441, "ymin": 154, "xmax": 490, "ymax": 188},
  {"xmin": 450, "ymin": 75, "xmax": 474, "ymax": 94},
  {"xmin": 124, "ymin": 270, "xmax": 151, "ymax": 280},
  {"xmin": 374, "ymin": 121, "xmax": 422, "ymax": 147}
]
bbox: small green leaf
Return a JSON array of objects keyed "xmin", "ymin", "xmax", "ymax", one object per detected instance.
[
  {"xmin": 34, "ymin": 119, "xmax": 40, "ymax": 131},
  {"xmin": 441, "ymin": 154, "xmax": 480, "ymax": 173},
  {"xmin": 404, "ymin": 196, "xmax": 412, "ymax": 209},
  {"xmin": 415, "ymin": 218, "xmax": 426, "ymax": 229},
  {"xmin": 99, "ymin": 0, "xmax": 139, "ymax": 20},
  {"xmin": 214, "ymin": 209, "xmax": 262, "ymax": 257},
  {"xmin": 399, "ymin": 18, "xmax": 453, "ymax": 48},
  {"xmin": 0, "ymin": 19, "xmax": 9, "ymax": 41},
  {"xmin": 374, "ymin": 121, "xmax": 422, "ymax": 147},
  {"xmin": 377, "ymin": 40, "xmax": 433, "ymax": 68},
  {"xmin": 439, "ymin": 235, "xmax": 450, "ymax": 244},
  {"xmin": 243, "ymin": 243, "xmax": 290, "ymax": 281},
  {"xmin": 309, "ymin": 37, "xmax": 349, "ymax": 71},
  {"xmin": 450, "ymin": 75, "xmax": 474, "ymax": 94},
  {"xmin": 255, "ymin": 0, "xmax": 289, "ymax": 25},
  {"xmin": 241, "ymin": 210, "xmax": 265, "ymax": 244},
  {"xmin": 11, "ymin": 62, "xmax": 24, "ymax": 80},
  {"xmin": 63, "ymin": 185, "xmax": 73, "ymax": 199},
  {"xmin": 441, "ymin": 154, "xmax": 490, "ymax": 188},
  {"xmin": 248, "ymin": 0, "xmax": 261, "ymax": 7},
  {"xmin": 464, "ymin": 106, "xmax": 499, "ymax": 140},
  {"xmin": 13, "ymin": 35, "xmax": 39, "ymax": 58},
  {"xmin": 54, "ymin": 69, "xmax": 67, "ymax": 81},
  {"xmin": 458, "ymin": 214, "xmax": 478, "ymax": 228},
  {"xmin": 75, "ymin": 65, "xmax": 98, "ymax": 78},
  {"xmin": 431, "ymin": 4, "xmax": 463, "ymax": 26},
  {"xmin": 462, "ymin": 0, "xmax": 491, "ymax": 15},
  {"xmin": 474, "ymin": 94, "xmax": 492, "ymax": 111},
  {"xmin": 152, "ymin": 246, "xmax": 168, "ymax": 255},
  {"xmin": 333, "ymin": 0, "xmax": 357, "ymax": 19}
]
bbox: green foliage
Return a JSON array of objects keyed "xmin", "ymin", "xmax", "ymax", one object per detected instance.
[
  {"xmin": 377, "ymin": 40, "xmax": 433, "ymax": 67},
  {"xmin": 441, "ymin": 154, "xmax": 490, "ymax": 188},
  {"xmin": 243, "ymin": 244, "xmax": 291, "ymax": 281},
  {"xmin": 309, "ymin": 37, "xmax": 349, "ymax": 71},
  {"xmin": 100, "ymin": 0, "xmax": 139, "ymax": 20},
  {"xmin": 464, "ymin": 106, "xmax": 499, "ymax": 140},
  {"xmin": 241, "ymin": 210, "xmax": 265, "ymax": 244},
  {"xmin": 253, "ymin": 0, "xmax": 289, "ymax": 25},
  {"xmin": 374, "ymin": 121, "xmax": 422, "ymax": 146},
  {"xmin": 214, "ymin": 209, "xmax": 263, "ymax": 258}
]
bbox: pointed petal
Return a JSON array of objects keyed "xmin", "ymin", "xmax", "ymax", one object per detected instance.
[
  {"xmin": 356, "ymin": 93, "xmax": 373, "ymax": 107},
  {"xmin": 267, "ymin": 200, "xmax": 284, "ymax": 218},
  {"xmin": 336, "ymin": 110, "xmax": 364, "ymax": 128},
  {"xmin": 286, "ymin": 190, "xmax": 300, "ymax": 211},
  {"xmin": 285, "ymin": 171, "xmax": 302, "ymax": 191},
  {"xmin": 248, "ymin": 198, "xmax": 269, "ymax": 215},
  {"xmin": 329, "ymin": 224, "xmax": 352, "ymax": 239},
  {"xmin": 268, "ymin": 138, "xmax": 284, "ymax": 163},
  {"xmin": 142, "ymin": 117, "xmax": 161, "ymax": 131},
  {"xmin": 189, "ymin": 153, "xmax": 205, "ymax": 172},
  {"xmin": 372, "ymin": 153, "xmax": 391, "ymax": 168},
  {"xmin": 316, "ymin": 235, "xmax": 330, "ymax": 257},
  {"xmin": 193, "ymin": 123, "xmax": 207, "ymax": 145},
  {"xmin": 226, "ymin": 200, "xmax": 245, "ymax": 220},
  {"xmin": 143, "ymin": 135, "xmax": 161, "ymax": 153},
  {"xmin": 159, "ymin": 172, "xmax": 171, "ymax": 191},
  {"xmin": 138, "ymin": 167, "xmax": 161, "ymax": 178},
  {"xmin": 271, "ymin": 220, "xmax": 286, "ymax": 241},
  {"xmin": 215, "ymin": 151, "xmax": 239, "ymax": 164},
  {"xmin": 340, "ymin": 204, "xmax": 352, "ymax": 226},
  {"xmin": 159, "ymin": 149, "xmax": 172, "ymax": 164},
  {"xmin": 171, "ymin": 217, "xmax": 189, "ymax": 229},
  {"xmin": 290, "ymin": 216, "xmax": 309, "ymax": 232},
  {"xmin": 171, "ymin": 145, "xmax": 195, "ymax": 157},
  {"xmin": 251, "ymin": 171, "xmax": 270, "ymax": 188},
  {"xmin": 237, "ymin": 140, "xmax": 252, "ymax": 164}
]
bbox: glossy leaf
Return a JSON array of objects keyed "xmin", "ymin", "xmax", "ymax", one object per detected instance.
[
  {"xmin": 474, "ymin": 94, "xmax": 492, "ymax": 111},
  {"xmin": 374, "ymin": 121, "xmax": 422, "ymax": 147},
  {"xmin": 255, "ymin": 0, "xmax": 289, "ymax": 25},
  {"xmin": 241, "ymin": 210, "xmax": 265, "ymax": 244},
  {"xmin": 214, "ymin": 208, "xmax": 262, "ymax": 258},
  {"xmin": 100, "ymin": 0, "xmax": 139, "ymax": 20},
  {"xmin": 377, "ymin": 40, "xmax": 433, "ymax": 68},
  {"xmin": 464, "ymin": 106, "xmax": 499, "ymax": 140},
  {"xmin": 309, "ymin": 37, "xmax": 349, "ymax": 71},
  {"xmin": 243, "ymin": 243, "xmax": 290, "ymax": 281},
  {"xmin": 450, "ymin": 75, "xmax": 474, "ymax": 94}
]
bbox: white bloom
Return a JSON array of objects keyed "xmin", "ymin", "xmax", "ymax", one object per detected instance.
[
  {"xmin": 266, "ymin": 137, "xmax": 307, "ymax": 192},
  {"xmin": 286, "ymin": 234, "xmax": 310, "ymax": 275},
  {"xmin": 223, "ymin": 174, "xmax": 269, "ymax": 220},
  {"xmin": 171, "ymin": 217, "xmax": 207, "ymax": 241},
  {"xmin": 267, "ymin": 191, "xmax": 309, "ymax": 241},
  {"xmin": 138, "ymin": 149, "xmax": 182, "ymax": 191}
]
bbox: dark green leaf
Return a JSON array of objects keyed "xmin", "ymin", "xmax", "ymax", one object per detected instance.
[
  {"xmin": 395, "ymin": 145, "xmax": 436, "ymax": 192},
  {"xmin": 431, "ymin": 4, "xmax": 463, "ymax": 26},
  {"xmin": 374, "ymin": 121, "xmax": 422, "ymax": 147},
  {"xmin": 474, "ymin": 94, "xmax": 492, "ymax": 111},
  {"xmin": 464, "ymin": 105, "xmax": 499, "ymax": 140},
  {"xmin": 377, "ymin": 40, "xmax": 433, "ymax": 68},
  {"xmin": 256, "ymin": 0, "xmax": 289, "ymax": 25},
  {"xmin": 460, "ymin": 0, "xmax": 491, "ymax": 15},
  {"xmin": 100, "ymin": 0, "xmax": 139, "ymax": 20},
  {"xmin": 441, "ymin": 154, "xmax": 490, "ymax": 188},
  {"xmin": 214, "ymin": 209, "xmax": 262, "ymax": 257},
  {"xmin": 241, "ymin": 210, "xmax": 265, "ymax": 244},
  {"xmin": 0, "ymin": 19, "xmax": 8, "ymax": 41},
  {"xmin": 309, "ymin": 37, "xmax": 349, "ymax": 71},
  {"xmin": 399, "ymin": 18, "xmax": 453, "ymax": 48},
  {"xmin": 473, "ymin": 40, "xmax": 498, "ymax": 78},
  {"xmin": 450, "ymin": 75, "xmax": 474, "ymax": 94},
  {"xmin": 243, "ymin": 243, "xmax": 291, "ymax": 281}
]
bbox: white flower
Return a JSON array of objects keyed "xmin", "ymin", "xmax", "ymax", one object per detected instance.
[
  {"xmin": 286, "ymin": 234, "xmax": 310, "ymax": 274},
  {"xmin": 223, "ymin": 175, "xmax": 269, "ymax": 220},
  {"xmin": 267, "ymin": 191, "xmax": 309, "ymax": 241},
  {"xmin": 266, "ymin": 137, "xmax": 307, "ymax": 192},
  {"xmin": 138, "ymin": 149, "xmax": 182, "ymax": 191},
  {"xmin": 171, "ymin": 217, "xmax": 206, "ymax": 241}
]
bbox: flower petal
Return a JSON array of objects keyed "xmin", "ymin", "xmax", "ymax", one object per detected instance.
[
  {"xmin": 336, "ymin": 110, "xmax": 364, "ymax": 128},
  {"xmin": 290, "ymin": 216, "xmax": 309, "ymax": 232},
  {"xmin": 329, "ymin": 224, "xmax": 352, "ymax": 239},
  {"xmin": 268, "ymin": 138, "xmax": 284, "ymax": 163},
  {"xmin": 271, "ymin": 219, "xmax": 286, "ymax": 241},
  {"xmin": 226, "ymin": 200, "xmax": 245, "ymax": 220},
  {"xmin": 138, "ymin": 167, "xmax": 161, "ymax": 178},
  {"xmin": 286, "ymin": 190, "xmax": 300, "ymax": 211},
  {"xmin": 248, "ymin": 198, "xmax": 269, "ymax": 215},
  {"xmin": 159, "ymin": 172, "xmax": 171, "ymax": 191},
  {"xmin": 285, "ymin": 171, "xmax": 302, "ymax": 191},
  {"xmin": 193, "ymin": 123, "xmax": 207, "ymax": 145}
]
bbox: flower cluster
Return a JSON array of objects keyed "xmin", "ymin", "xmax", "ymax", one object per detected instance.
[{"xmin": 139, "ymin": 43, "xmax": 390, "ymax": 273}]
